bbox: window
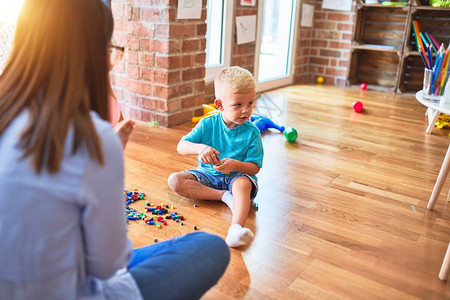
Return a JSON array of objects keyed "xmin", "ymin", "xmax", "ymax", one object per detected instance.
[{"xmin": 205, "ymin": 0, "xmax": 233, "ymax": 81}]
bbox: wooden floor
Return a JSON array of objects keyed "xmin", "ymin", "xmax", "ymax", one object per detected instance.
[{"xmin": 124, "ymin": 85, "xmax": 450, "ymax": 299}]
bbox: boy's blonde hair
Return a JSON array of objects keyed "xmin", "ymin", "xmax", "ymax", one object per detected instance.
[{"xmin": 214, "ymin": 66, "xmax": 255, "ymax": 100}]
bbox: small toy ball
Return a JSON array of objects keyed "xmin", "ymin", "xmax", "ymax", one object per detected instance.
[
  {"xmin": 284, "ymin": 127, "xmax": 298, "ymax": 142},
  {"xmin": 317, "ymin": 76, "xmax": 324, "ymax": 84},
  {"xmin": 353, "ymin": 101, "xmax": 363, "ymax": 113},
  {"xmin": 360, "ymin": 83, "xmax": 367, "ymax": 91}
]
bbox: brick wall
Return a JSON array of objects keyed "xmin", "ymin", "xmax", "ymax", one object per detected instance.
[
  {"xmin": 110, "ymin": 0, "xmax": 356, "ymax": 127},
  {"xmin": 110, "ymin": 0, "xmax": 206, "ymax": 127},
  {"xmin": 299, "ymin": 0, "xmax": 355, "ymax": 86}
]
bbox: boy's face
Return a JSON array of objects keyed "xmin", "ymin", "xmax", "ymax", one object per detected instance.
[{"xmin": 215, "ymin": 90, "xmax": 255, "ymax": 128}]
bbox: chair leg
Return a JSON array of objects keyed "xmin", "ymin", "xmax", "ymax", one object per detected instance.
[
  {"xmin": 428, "ymin": 145, "xmax": 450, "ymax": 210},
  {"xmin": 439, "ymin": 243, "xmax": 450, "ymax": 281}
]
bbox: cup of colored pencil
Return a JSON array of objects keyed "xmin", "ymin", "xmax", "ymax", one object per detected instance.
[{"xmin": 421, "ymin": 43, "xmax": 450, "ymax": 101}]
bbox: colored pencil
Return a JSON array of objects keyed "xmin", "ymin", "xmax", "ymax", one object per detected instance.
[
  {"xmin": 419, "ymin": 33, "xmax": 429, "ymax": 50},
  {"xmin": 427, "ymin": 44, "xmax": 433, "ymax": 68},
  {"xmin": 435, "ymin": 49, "xmax": 449, "ymax": 92},
  {"xmin": 439, "ymin": 45, "xmax": 450, "ymax": 95},
  {"xmin": 428, "ymin": 33, "xmax": 441, "ymax": 50},
  {"xmin": 424, "ymin": 32, "xmax": 437, "ymax": 52},
  {"xmin": 431, "ymin": 51, "xmax": 442, "ymax": 93},
  {"xmin": 419, "ymin": 49, "xmax": 430, "ymax": 69}
]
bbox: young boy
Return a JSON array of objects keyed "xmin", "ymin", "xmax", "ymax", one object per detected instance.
[{"xmin": 168, "ymin": 66, "xmax": 263, "ymax": 248}]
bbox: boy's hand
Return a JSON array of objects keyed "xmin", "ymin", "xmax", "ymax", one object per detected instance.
[
  {"xmin": 213, "ymin": 158, "xmax": 235, "ymax": 174},
  {"xmin": 199, "ymin": 146, "xmax": 220, "ymax": 165}
]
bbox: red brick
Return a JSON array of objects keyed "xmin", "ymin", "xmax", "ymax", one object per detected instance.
[
  {"xmin": 328, "ymin": 13, "xmax": 350, "ymax": 22},
  {"xmin": 342, "ymin": 33, "xmax": 353, "ymax": 41},
  {"xmin": 141, "ymin": 110, "xmax": 157, "ymax": 123},
  {"xmin": 156, "ymin": 24, "xmax": 170, "ymax": 38},
  {"xmin": 196, "ymin": 23, "xmax": 207, "ymax": 36},
  {"xmin": 153, "ymin": 40, "xmax": 181, "ymax": 53},
  {"xmin": 337, "ymin": 23, "xmax": 353, "ymax": 32},
  {"xmin": 194, "ymin": 53, "xmax": 205, "ymax": 65},
  {"xmin": 140, "ymin": 39, "xmax": 153, "ymax": 51},
  {"xmin": 139, "ymin": 82, "xmax": 153, "ymax": 95},
  {"xmin": 310, "ymin": 57, "xmax": 329, "ymax": 65},
  {"xmin": 139, "ymin": 53, "xmax": 155, "ymax": 67},
  {"xmin": 314, "ymin": 12, "xmax": 326, "ymax": 20},
  {"xmin": 167, "ymin": 110, "xmax": 192, "ymax": 127},
  {"xmin": 128, "ymin": 79, "xmax": 140, "ymax": 94},
  {"xmin": 127, "ymin": 50, "xmax": 138, "ymax": 64},
  {"xmin": 127, "ymin": 37, "xmax": 140, "ymax": 50},
  {"xmin": 171, "ymin": 24, "xmax": 196, "ymax": 38},
  {"xmin": 339, "ymin": 60, "xmax": 349, "ymax": 68},
  {"xmin": 315, "ymin": 31, "xmax": 340, "ymax": 40},
  {"xmin": 111, "ymin": 3, "xmax": 124, "ymax": 17},
  {"xmin": 312, "ymin": 40, "xmax": 327, "ymax": 48},
  {"xmin": 141, "ymin": 97, "xmax": 168, "ymax": 111},
  {"xmin": 153, "ymin": 70, "xmax": 180, "ymax": 84},
  {"xmin": 129, "ymin": 96, "xmax": 142, "ymax": 106},
  {"xmin": 140, "ymin": 68, "xmax": 154, "ymax": 81},
  {"xmin": 127, "ymin": 65, "xmax": 140, "ymax": 79},
  {"xmin": 114, "ymin": 19, "xmax": 127, "ymax": 32},
  {"xmin": 330, "ymin": 59, "xmax": 337, "ymax": 67},
  {"xmin": 313, "ymin": 21, "xmax": 336, "ymax": 30},
  {"xmin": 168, "ymin": 99, "xmax": 181, "ymax": 112},
  {"xmin": 182, "ymin": 39, "xmax": 200, "ymax": 52},
  {"xmin": 320, "ymin": 49, "xmax": 341, "ymax": 58},
  {"xmin": 141, "ymin": 7, "xmax": 162, "ymax": 21},
  {"xmin": 181, "ymin": 94, "xmax": 204, "ymax": 109},
  {"xmin": 156, "ymin": 55, "xmax": 193, "ymax": 69},
  {"xmin": 325, "ymin": 68, "xmax": 347, "ymax": 76},
  {"xmin": 328, "ymin": 41, "xmax": 351, "ymax": 49},
  {"xmin": 182, "ymin": 67, "xmax": 205, "ymax": 81},
  {"xmin": 194, "ymin": 81, "xmax": 205, "ymax": 93}
]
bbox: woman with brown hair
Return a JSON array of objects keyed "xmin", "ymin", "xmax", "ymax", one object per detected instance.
[{"xmin": 0, "ymin": 1, "xmax": 229, "ymax": 299}]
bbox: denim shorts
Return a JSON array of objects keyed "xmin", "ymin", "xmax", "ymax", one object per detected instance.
[{"xmin": 185, "ymin": 169, "xmax": 259, "ymax": 201}]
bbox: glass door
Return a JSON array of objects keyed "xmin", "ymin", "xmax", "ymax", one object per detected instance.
[{"xmin": 254, "ymin": 0, "xmax": 299, "ymax": 92}]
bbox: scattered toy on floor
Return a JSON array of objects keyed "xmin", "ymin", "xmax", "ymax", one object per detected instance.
[
  {"xmin": 317, "ymin": 76, "xmax": 324, "ymax": 84},
  {"xmin": 353, "ymin": 101, "xmax": 363, "ymax": 113},
  {"xmin": 284, "ymin": 127, "xmax": 298, "ymax": 142},
  {"xmin": 360, "ymin": 83, "xmax": 368, "ymax": 91},
  {"xmin": 250, "ymin": 115, "xmax": 285, "ymax": 134},
  {"xmin": 191, "ymin": 103, "xmax": 219, "ymax": 124}
]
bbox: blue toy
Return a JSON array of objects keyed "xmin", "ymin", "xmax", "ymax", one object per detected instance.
[{"xmin": 250, "ymin": 115, "xmax": 285, "ymax": 134}]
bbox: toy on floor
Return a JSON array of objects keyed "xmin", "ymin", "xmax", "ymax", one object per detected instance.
[
  {"xmin": 317, "ymin": 76, "xmax": 324, "ymax": 84},
  {"xmin": 360, "ymin": 83, "xmax": 368, "ymax": 91},
  {"xmin": 250, "ymin": 115, "xmax": 285, "ymax": 134},
  {"xmin": 284, "ymin": 127, "xmax": 298, "ymax": 142},
  {"xmin": 191, "ymin": 103, "xmax": 219, "ymax": 124},
  {"xmin": 353, "ymin": 101, "xmax": 363, "ymax": 113}
]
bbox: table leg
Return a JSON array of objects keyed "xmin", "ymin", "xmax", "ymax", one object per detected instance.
[
  {"xmin": 426, "ymin": 109, "xmax": 440, "ymax": 134},
  {"xmin": 428, "ymin": 145, "xmax": 450, "ymax": 210},
  {"xmin": 439, "ymin": 243, "xmax": 450, "ymax": 281}
]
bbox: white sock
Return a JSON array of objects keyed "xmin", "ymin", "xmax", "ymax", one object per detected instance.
[
  {"xmin": 221, "ymin": 191, "xmax": 234, "ymax": 212},
  {"xmin": 225, "ymin": 224, "xmax": 254, "ymax": 248}
]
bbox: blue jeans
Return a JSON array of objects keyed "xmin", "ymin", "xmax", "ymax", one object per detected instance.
[{"xmin": 128, "ymin": 232, "xmax": 230, "ymax": 300}]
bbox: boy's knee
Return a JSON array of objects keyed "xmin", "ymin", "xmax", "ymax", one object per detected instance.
[
  {"xmin": 233, "ymin": 176, "xmax": 252, "ymax": 190},
  {"xmin": 167, "ymin": 172, "xmax": 181, "ymax": 192}
]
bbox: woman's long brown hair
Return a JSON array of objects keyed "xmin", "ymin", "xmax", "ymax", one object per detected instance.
[{"xmin": 0, "ymin": 0, "xmax": 114, "ymax": 173}]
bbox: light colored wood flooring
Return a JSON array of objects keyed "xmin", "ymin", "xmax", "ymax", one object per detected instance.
[{"xmin": 124, "ymin": 84, "xmax": 450, "ymax": 299}]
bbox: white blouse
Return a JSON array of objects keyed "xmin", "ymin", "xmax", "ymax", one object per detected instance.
[{"xmin": 0, "ymin": 110, "xmax": 141, "ymax": 299}]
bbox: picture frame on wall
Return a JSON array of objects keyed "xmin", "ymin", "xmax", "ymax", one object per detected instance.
[{"xmin": 240, "ymin": 0, "xmax": 256, "ymax": 7}]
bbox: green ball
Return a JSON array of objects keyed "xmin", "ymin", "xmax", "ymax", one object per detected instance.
[{"xmin": 284, "ymin": 127, "xmax": 298, "ymax": 142}]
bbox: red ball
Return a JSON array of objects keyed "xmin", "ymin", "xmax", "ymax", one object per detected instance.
[
  {"xmin": 353, "ymin": 101, "xmax": 363, "ymax": 113},
  {"xmin": 360, "ymin": 83, "xmax": 368, "ymax": 90}
]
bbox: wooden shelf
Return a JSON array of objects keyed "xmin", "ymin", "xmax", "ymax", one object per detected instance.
[
  {"xmin": 351, "ymin": 44, "xmax": 400, "ymax": 53},
  {"xmin": 348, "ymin": 1, "xmax": 450, "ymax": 93}
]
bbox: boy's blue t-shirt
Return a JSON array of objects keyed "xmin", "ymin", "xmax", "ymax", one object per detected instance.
[{"xmin": 181, "ymin": 112, "xmax": 263, "ymax": 180}]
